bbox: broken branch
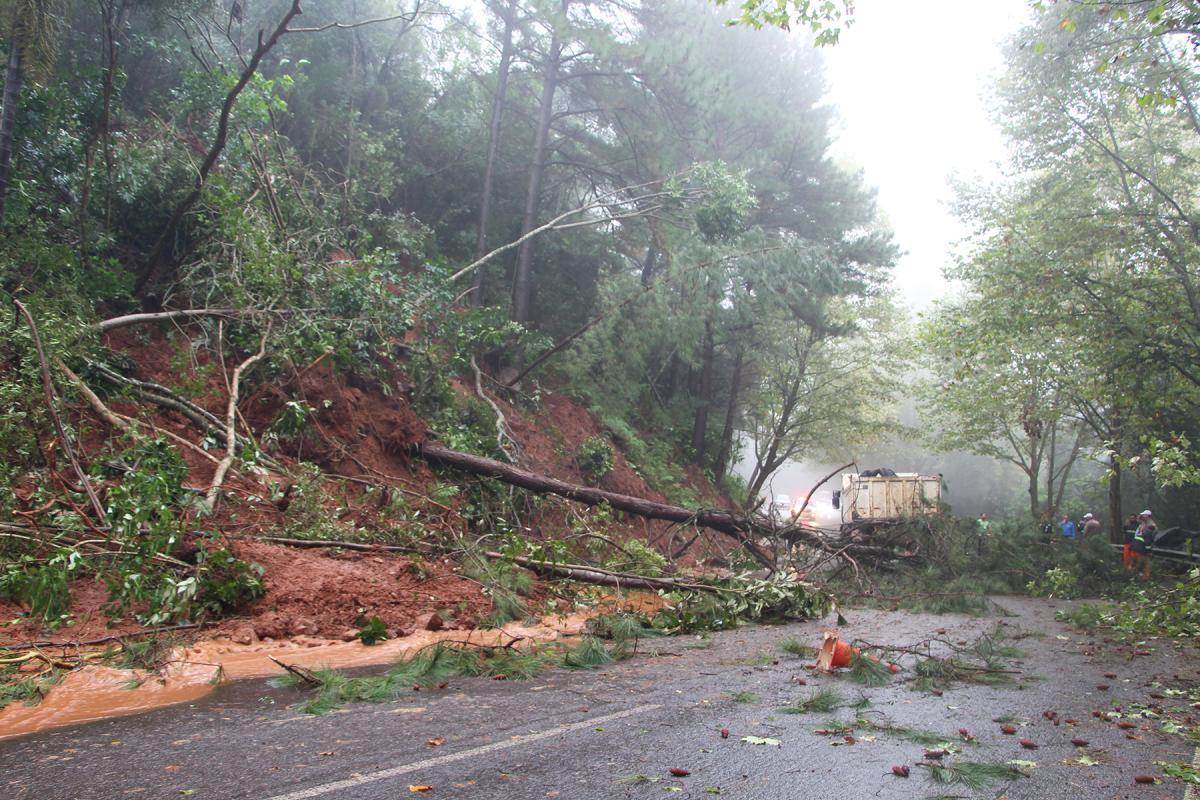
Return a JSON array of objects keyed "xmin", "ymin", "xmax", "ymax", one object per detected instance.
[
  {"xmin": 415, "ymin": 441, "xmax": 777, "ymax": 569},
  {"xmin": 205, "ymin": 326, "xmax": 270, "ymax": 511},
  {"xmin": 13, "ymin": 300, "xmax": 108, "ymax": 526}
]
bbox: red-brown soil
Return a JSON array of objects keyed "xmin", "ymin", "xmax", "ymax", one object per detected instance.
[
  {"xmin": 4, "ymin": 325, "xmax": 735, "ymax": 648},
  {"xmin": 0, "ymin": 581, "xmax": 151, "ymax": 646},
  {"xmin": 215, "ymin": 540, "xmax": 490, "ymax": 642}
]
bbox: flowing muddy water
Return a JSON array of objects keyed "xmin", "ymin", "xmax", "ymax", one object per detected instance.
[{"xmin": 0, "ymin": 613, "xmax": 598, "ymax": 741}]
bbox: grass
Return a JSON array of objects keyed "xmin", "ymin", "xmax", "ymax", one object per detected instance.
[
  {"xmin": 729, "ymin": 690, "xmax": 757, "ymax": 703},
  {"xmin": 778, "ymin": 687, "xmax": 844, "ymax": 714},
  {"xmin": 684, "ymin": 635, "xmax": 713, "ymax": 650},
  {"xmin": 743, "ymin": 651, "xmax": 775, "ymax": 666}
]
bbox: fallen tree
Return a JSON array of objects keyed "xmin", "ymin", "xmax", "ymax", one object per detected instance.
[
  {"xmin": 415, "ymin": 442, "xmax": 780, "ymax": 566},
  {"xmin": 413, "ymin": 442, "xmax": 872, "ymax": 570}
]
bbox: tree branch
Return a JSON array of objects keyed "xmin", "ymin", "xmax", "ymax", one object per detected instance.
[{"xmin": 13, "ymin": 300, "xmax": 108, "ymax": 526}]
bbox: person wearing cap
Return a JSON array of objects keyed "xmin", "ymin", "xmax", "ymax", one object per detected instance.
[
  {"xmin": 1130, "ymin": 510, "xmax": 1156, "ymax": 579},
  {"xmin": 1081, "ymin": 513, "xmax": 1102, "ymax": 538}
]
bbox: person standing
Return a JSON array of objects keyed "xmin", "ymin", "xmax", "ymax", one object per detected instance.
[
  {"xmin": 976, "ymin": 512, "xmax": 991, "ymax": 554},
  {"xmin": 1059, "ymin": 514, "xmax": 1078, "ymax": 540},
  {"xmin": 1122, "ymin": 514, "xmax": 1139, "ymax": 567},
  {"xmin": 1081, "ymin": 513, "xmax": 1102, "ymax": 538},
  {"xmin": 1130, "ymin": 509, "xmax": 1156, "ymax": 580}
]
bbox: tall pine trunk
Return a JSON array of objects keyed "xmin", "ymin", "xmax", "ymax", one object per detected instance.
[
  {"xmin": 713, "ymin": 348, "xmax": 744, "ymax": 479},
  {"xmin": 690, "ymin": 319, "xmax": 715, "ymax": 462},
  {"xmin": 1028, "ymin": 468, "xmax": 1041, "ymax": 523},
  {"xmin": 470, "ymin": 0, "xmax": 517, "ymax": 306},
  {"xmin": 0, "ymin": 39, "xmax": 26, "ymax": 224},
  {"xmin": 1107, "ymin": 458, "xmax": 1121, "ymax": 542},
  {"xmin": 511, "ymin": 0, "xmax": 565, "ymax": 324}
]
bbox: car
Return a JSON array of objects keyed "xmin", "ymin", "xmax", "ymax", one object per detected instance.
[
  {"xmin": 790, "ymin": 495, "xmax": 818, "ymax": 527},
  {"xmin": 769, "ymin": 493, "xmax": 792, "ymax": 523}
]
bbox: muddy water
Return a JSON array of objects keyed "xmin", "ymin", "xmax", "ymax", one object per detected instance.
[{"xmin": 0, "ymin": 614, "xmax": 591, "ymax": 741}]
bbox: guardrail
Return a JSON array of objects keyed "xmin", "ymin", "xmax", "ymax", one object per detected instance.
[{"xmin": 1108, "ymin": 543, "xmax": 1200, "ymax": 564}]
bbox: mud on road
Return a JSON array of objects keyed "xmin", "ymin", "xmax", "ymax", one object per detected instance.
[{"xmin": 2, "ymin": 596, "xmax": 1198, "ymax": 800}]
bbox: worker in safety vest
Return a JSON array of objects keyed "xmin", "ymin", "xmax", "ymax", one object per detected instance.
[
  {"xmin": 1130, "ymin": 510, "xmax": 1156, "ymax": 580},
  {"xmin": 1122, "ymin": 514, "xmax": 1138, "ymax": 567}
]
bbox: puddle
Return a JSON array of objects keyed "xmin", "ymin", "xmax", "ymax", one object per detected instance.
[{"xmin": 0, "ymin": 614, "xmax": 592, "ymax": 741}]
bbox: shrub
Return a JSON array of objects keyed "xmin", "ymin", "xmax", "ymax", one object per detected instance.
[
  {"xmin": 603, "ymin": 538, "xmax": 668, "ymax": 577},
  {"xmin": 576, "ymin": 436, "xmax": 614, "ymax": 481}
]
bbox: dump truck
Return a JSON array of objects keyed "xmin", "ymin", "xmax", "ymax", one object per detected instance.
[{"xmin": 835, "ymin": 471, "xmax": 942, "ymax": 524}]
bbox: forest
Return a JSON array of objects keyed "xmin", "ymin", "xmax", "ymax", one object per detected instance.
[{"xmin": 1, "ymin": 0, "xmax": 1199, "ymax": 719}]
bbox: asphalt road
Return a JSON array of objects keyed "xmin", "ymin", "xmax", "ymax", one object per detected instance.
[{"xmin": 3, "ymin": 597, "xmax": 1198, "ymax": 800}]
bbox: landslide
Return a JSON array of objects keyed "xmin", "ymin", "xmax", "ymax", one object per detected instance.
[{"xmin": 1, "ymin": 323, "xmax": 729, "ymax": 647}]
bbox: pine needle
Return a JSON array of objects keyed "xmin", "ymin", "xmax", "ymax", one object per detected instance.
[
  {"xmin": 923, "ymin": 761, "xmax": 1028, "ymax": 789},
  {"xmin": 847, "ymin": 652, "xmax": 892, "ymax": 687},
  {"xmin": 587, "ymin": 612, "xmax": 662, "ymax": 643},
  {"xmin": 778, "ymin": 637, "xmax": 816, "ymax": 658},
  {"xmin": 274, "ymin": 642, "xmax": 551, "ymax": 714},
  {"xmin": 778, "ymin": 687, "xmax": 843, "ymax": 714},
  {"xmin": 562, "ymin": 636, "xmax": 615, "ymax": 669}
]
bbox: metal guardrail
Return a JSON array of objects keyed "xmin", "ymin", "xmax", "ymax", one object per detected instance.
[{"xmin": 1108, "ymin": 543, "xmax": 1200, "ymax": 564}]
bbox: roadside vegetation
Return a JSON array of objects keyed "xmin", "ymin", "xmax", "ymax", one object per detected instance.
[{"xmin": 1, "ymin": 0, "xmax": 1200, "ymax": 730}]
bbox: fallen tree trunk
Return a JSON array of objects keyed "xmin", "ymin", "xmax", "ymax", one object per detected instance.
[
  {"xmin": 484, "ymin": 551, "xmax": 725, "ymax": 594},
  {"xmin": 416, "ymin": 442, "xmax": 785, "ymax": 568},
  {"xmin": 237, "ymin": 535, "xmax": 724, "ymax": 594},
  {"xmin": 93, "ymin": 308, "xmax": 240, "ymax": 334}
]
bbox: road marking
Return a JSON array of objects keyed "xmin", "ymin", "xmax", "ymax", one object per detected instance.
[
  {"xmin": 1184, "ymin": 746, "xmax": 1200, "ymax": 800},
  {"xmin": 262, "ymin": 703, "xmax": 663, "ymax": 800}
]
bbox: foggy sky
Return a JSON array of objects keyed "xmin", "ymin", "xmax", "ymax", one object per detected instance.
[{"xmin": 824, "ymin": 0, "xmax": 1030, "ymax": 312}]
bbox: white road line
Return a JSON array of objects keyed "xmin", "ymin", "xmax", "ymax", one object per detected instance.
[
  {"xmin": 263, "ymin": 703, "xmax": 663, "ymax": 800},
  {"xmin": 1183, "ymin": 746, "xmax": 1200, "ymax": 800}
]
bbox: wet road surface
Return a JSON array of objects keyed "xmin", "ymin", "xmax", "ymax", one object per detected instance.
[{"xmin": 3, "ymin": 596, "xmax": 1198, "ymax": 800}]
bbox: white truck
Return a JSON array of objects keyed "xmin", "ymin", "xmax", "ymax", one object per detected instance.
[{"xmin": 836, "ymin": 471, "xmax": 942, "ymax": 524}]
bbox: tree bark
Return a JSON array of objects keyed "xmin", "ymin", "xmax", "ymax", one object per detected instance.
[
  {"xmin": 1044, "ymin": 422, "xmax": 1057, "ymax": 518},
  {"xmin": 1107, "ymin": 458, "xmax": 1122, "ymax": 543},
  {"xmin": 510, "ymin": 0, "xmax": 565, "ymax": 324},
  {"xmin": 640, "ymin": 244, "xmax": 658, "ymax": 287},
  {"xmin": 712, "ymin": 347, "xmax": 744, "ymax": 478},
  {"xmin": 690, "ymin": 319, "xmax": 715, "ymax": 462},
  {"xmin": 486, "ymin": 552, "xmax": 725, "ymax": 594},
  {"xmin": 0, "ymin": 38, "xmax": 26, "ymax": 224},
  {"xmin": 470, "ymin": 0, "xmax": 517, "ymax": 306},
  {"xmin": 135, "ymin": 0, "xmax": 304, "ymax": 294},
  {"xmin": 415, "ymin": 442, "xmax": 776, "ymax": 568},
  {"xmin": 1027, "ymin": 466, "xmax": 1040, "ymax": 522}
]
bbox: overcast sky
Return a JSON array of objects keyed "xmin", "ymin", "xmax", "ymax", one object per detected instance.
[{"xmin": 822, "ymin": 0, "xmax": 1032, "ymax": 312}]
